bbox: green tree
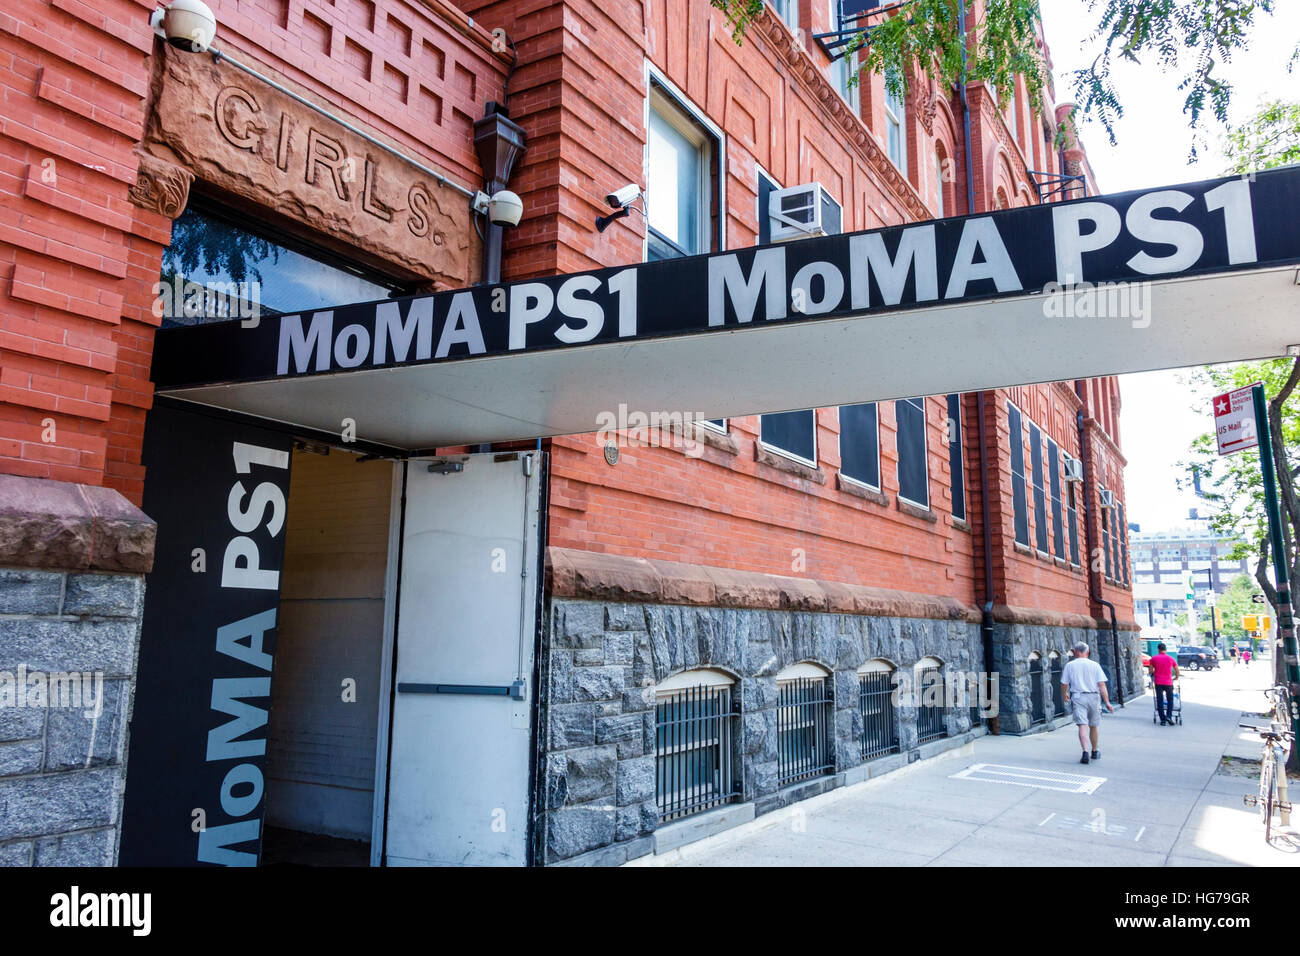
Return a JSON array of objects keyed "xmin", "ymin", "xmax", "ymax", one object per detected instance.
[
  {"xmin": 709, "ymin": 0, "xmax": 1294, "ymax": 151},
  {"xmin": 1214, "ymin": 573, "xmax": 1268, "ymax": 640}
]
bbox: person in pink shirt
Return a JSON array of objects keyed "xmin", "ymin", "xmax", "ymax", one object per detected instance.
[
  {"xmin": 1148, "ymin": 643, "xmax": 1180, "ymax": 725},
  {"xmin": 1243, "ymin": 647, "xmax": 1252, "ymax": 666}
]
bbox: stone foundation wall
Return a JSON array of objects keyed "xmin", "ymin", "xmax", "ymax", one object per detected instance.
[
  {"xmin": 0, "ymin": 569, "xmax": 145, "ymax": 865},
  {"xmin": 0, "ymin": 475, "xmax": 154, "ymax": 866},
  {"xmin": 539, "ymin": 597, "xmax": 985, "ymax": 865}
]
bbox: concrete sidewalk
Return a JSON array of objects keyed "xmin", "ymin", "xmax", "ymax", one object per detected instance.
[{"xmin": 637, "ymin": 661, "xmax": 1300, "ymax": 867}]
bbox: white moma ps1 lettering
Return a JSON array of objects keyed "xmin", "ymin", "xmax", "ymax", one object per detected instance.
[
  {"xmin": 1052, "ymin": 179, "xmax": 1257, "ymax": 284},
  {"xmin": 708, "ymin": 215, "xmax": 1022, "ymax": 324}
]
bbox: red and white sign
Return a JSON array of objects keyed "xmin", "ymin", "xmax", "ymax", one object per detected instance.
[{"xmin": 1212, "ymin": 383, "xmax": 1260, "ymax": 456}]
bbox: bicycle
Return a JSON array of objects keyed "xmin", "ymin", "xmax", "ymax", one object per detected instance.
[{"xmin": 1241, "ymin": 719, "xmax": 1293, "ymax": 842}]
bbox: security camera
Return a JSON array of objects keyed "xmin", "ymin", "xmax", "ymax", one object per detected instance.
[
  {"xmin": 605, "ymin": 184, "xmax": 641, "ymax": 209},
  {"xmin": 488, "ymin": 190, "xmax": 523, "ymax": 227},
  {"xmin": 152, "ymin": 0, "xmax": 217, "ymax": 53}
]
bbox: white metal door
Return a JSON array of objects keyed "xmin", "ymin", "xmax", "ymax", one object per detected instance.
[{"xmin": 383, "ymin": 452, "xmax": 542, "ymax": 866}]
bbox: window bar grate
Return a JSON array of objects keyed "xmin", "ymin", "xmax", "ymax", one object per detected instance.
[
  {"xmin": 654, "ymin": 684, "xmax": 738, "ymax": 822},
  {"xmin": 1029, "ymin": 657, "xmax": 1046, "ymax": 724},
  {"xmin": 777, "ymin": 677, "xmax": 834, "ymax": 786},
  {"xmin": 859, "ymin": 672, "xmax": 899, "ymax": 760},
  {"xmin": 1050, "ymin": 658, "xmax": 1066, "ymax": 717},
  {"xmin": 916, "ymin": 667, "xmax": 948, "ymax": 744}
]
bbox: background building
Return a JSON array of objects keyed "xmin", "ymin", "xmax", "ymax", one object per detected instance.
[
  {"xmin": 1131, "ymin": 522, "xmax": 1251, "ymax": 630},
  {"xmin": 0, "ymin": 0, "xmax": 1139, "ymax": 867}
]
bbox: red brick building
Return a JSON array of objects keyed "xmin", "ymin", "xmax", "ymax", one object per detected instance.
[{"xmin": 0, "ymin": 0, "xmax": 1138, "ymax": 867}]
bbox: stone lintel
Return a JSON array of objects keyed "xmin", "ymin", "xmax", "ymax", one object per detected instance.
[{"xmin": 0, "ymin": 474, "xmax": 156, "ymax": 573}]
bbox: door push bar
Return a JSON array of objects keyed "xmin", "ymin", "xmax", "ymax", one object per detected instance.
[{"xmin": 398, "ymin": 680, "xmax": 527, "ymax": 700}]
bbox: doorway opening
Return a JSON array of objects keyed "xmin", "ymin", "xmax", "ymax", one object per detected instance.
[{"xmin": 260, "ymin": 444, "xmax": 398, "ymax": 866}]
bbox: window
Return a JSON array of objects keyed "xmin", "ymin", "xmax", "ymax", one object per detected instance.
[
  {"xmin": 1029, "ymin": 422, "xmax": 1048, "ymax": 553},
  {"xmin": 769, "ymin": 0, "xmax": 797, "ymax": 27},
  {"xmin": 896, "ymin": 398, "xmax": 928, "ymax": 508},
  {"xmin": 1101, "ymin": 491, "xmax": 1114, "ymax": 580},
  {"xmin": 1008, "ymin": 402, "xmax": 1029, "ymax": 546},
  {"xmin": 776, "ymin": 663, "xmax": 834, "ymax": 785},
  {"xmin": 946, "ymin": 394, "xmax": 965, "ymax": 521},
  {"xmin": 1028, "ymin": 653, "xmax": 1045, "ymax": 724},
  {"xmin": 934, "ymin": 147, "xmax": 946, "ymax": 217},
  {"xmin": 761, "ymin": 410, "xmax": 817, "ymax": 465},
  {"xmin": 647, "ymin": 83, "xmax": 717, "ymax": 260},
  {"xmin": 884, "ymin": 71, "xmax": 906, "ymax": 171},
  {"xmin": 757, "ymin": 169, "xmax": 779, "ymax": 245},
  {"xmin": 1067, "ymin": 479, "xmax": 1080, "ymax": 565},
  {"xmin": 915, "ymin": 658, "xmax": 948, "ymax": 743},
  {"xmin": 1048, "ymin": 439, "xmax": 1065, "ymax": 559},
  {"xmin": 161, "ymin": 203, "xmax": 403, "ymax": 328},
  {"xmin": 1118, "ymin": 501, "xmax": 1130, "ymax": 585},
  {"xmin": 839, "ymin": 402, "xmax": 880, "ymax": 490},
  {"xmin": 654, "ymin": 669, "xmax": 739, "ymax": 821},
  {"xmin": 1005, "ymin": 82, "xmax": 1018, "ymax": 143},
  {"xmin": 1049, "ymin": 653, "xmax": 1066, "ymax": 717},
  {"xmin": 858, "ymin": 661, "xmax": 899, "ymax": 760},
  {"xmin": 831, "ymin": 21, "xmax": 860, "ymax": 110}
]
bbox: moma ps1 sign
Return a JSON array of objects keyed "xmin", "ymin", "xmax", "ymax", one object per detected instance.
[{"xmin": 153, "ymin": 168, "xmax": 1300, "ymax": 449}]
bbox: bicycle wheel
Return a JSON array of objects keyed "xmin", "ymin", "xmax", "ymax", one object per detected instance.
[{"xmin": 1261, "ymin": 747, "xmax": 1276, "ymax": 841}]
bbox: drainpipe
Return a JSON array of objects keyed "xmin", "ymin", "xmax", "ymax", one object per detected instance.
[
  {"xmin": 976, "ymin": 391, "xmax": 998, "ymax": 733},
  {"xmin": 1075, "ymin": 394, "xmax": 1125, "ymax": 705},
  {"xmin": 961, "ymin": 2, "xmax": 994, "ymax": 729}
]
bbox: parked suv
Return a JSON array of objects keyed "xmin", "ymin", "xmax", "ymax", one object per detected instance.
[{"xmin": 1176, "ymin": 645, "xmax": 1218, "ymax": 670}]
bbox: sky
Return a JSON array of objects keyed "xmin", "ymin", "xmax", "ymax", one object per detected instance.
[{"xmin": 1038, "ymin": 0, "xmax": 1299, "ymax": 533}]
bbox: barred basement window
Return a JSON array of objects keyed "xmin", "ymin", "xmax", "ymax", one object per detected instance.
[
  {"xmin": 1028, "ymin": 653, "xmax": 1045, "ymax": 725},
  {"xmin": 858, "ymin": 660, "xmax": 899, "ymax": 760},
  {"xmin": 776, "ymin": 663, "xmax": 834, "ymax": 786},
  {"xmin": 1049, "ymin": 653, "xmax": 1066, "ymax": 717},
  {"xmin": 915, "ymin": 658, "xmax": 948, "ymax": 744},
  {"xmin": 654, "ymin": 669, "xmax": 740, "ymax": 822}
]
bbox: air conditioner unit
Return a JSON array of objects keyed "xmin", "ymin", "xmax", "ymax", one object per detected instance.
[
  {"xmin": 1062, "ymin": 456, "xmax": 1083, "ymax": 482},
  {"xmin": 769, "ymin": 182, "xmax": 830, "ymax": 242},
  {"xmin": 1099, "ymin": 489, "xmax": 1116, "ymax": 509}
]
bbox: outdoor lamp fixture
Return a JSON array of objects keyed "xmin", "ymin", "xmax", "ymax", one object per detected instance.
[
  {"xmin": 150, "ymin": 0, "xmax": 217, "ymax": 53},
  {"xmin": 597, "ymin": 184, "xmax": 645, "ymax": 233}
]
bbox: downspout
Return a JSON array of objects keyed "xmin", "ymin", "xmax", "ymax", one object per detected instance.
[
  {"xmin": 1075, "ymin": 392, "xmax": 1125, "ymax": 705},
  {"xmin": 976, "ymin": 391, "xmax": 998, "ymax": 733},
  {"xmin": 961, "ymin": 3, "xmax": 995, "ymax": 730}
]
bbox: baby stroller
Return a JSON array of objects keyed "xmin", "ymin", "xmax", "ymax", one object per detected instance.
[{"xmin": 1152, "ymin": 679, "xmax": 1182, "ymax": 725}]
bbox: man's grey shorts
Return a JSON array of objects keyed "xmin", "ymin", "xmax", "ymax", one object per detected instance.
[{"xmin": 1071, "ymin": 692, "xmax": 1102, "ymax": 726}]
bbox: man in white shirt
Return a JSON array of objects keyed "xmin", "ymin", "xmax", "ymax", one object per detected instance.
[{"xmin": 1060, "ymin": 642, "xmax": 1114, "ymax": 764}]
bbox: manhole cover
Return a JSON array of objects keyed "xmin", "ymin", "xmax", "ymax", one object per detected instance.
[{"xmin": 950, "ymin": 763, "xmax": 1106, "ymax": 794}]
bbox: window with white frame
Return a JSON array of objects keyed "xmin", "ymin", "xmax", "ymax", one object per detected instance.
[
  {"xmin": 1005, "ymin": 81, "xmax": 1018, "ymax": 143},
  {"xmin": 647, "ymin": 83, "xmax": 716, "ymax": 261},
  {"xmin": 1048, "ymin": 437, "xmax": 1065, "ymax": 559},
  {"xmin": 839, "ymin": 402, "xmax": 880, "ymax": 490},
  {"xmin": 769, "ymin": 0, "xmax": 797, "ymax": 29},
  {"xmin": 933, "ymin": 147, "xmax": 946, "ymax": 217},
  {"xmin": 895, "ymin": 397, "xmax": 928, "ymax": 508},
  {"xmin": 761, "ymin": 410, "xmax": 817, "ymax": 466},
  {"xmin": 1008, "ymin": 401, "xmax": 1029, "ymax": 546},
  {"xmin": 1067, "ymin": 468, "xmax": 1081, "ymax": 565},
  {"xmin": 884, "ymin": 70, "xmax": 906, "ymax": 171},
  {"xmin": 1029, "ymin": 421, "xmax": 1048, "ymax": 553},
  {"xmin": 946, "ymin": 393, "xmax": 965, "ymax": 521},
  {"xmin": 829, "ymin": 4, "xmax": 860, "ymax": 110},
  {"xmin": 654, "ymin": 668, "xmax": 739, "ymax": 821}
]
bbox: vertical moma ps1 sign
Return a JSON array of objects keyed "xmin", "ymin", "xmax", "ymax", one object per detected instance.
[{"xmin": 120, "ymin": 403, "xmax": 293, "ymax": 866}]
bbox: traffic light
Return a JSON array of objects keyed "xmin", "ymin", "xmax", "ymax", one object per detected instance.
[
  {"xmin": 1243, "ymin": 614, "xmax": 1260, "ymax": 632},
  {"xmin": 1211, "ymin": 606, "xmax": 1223, "ymax": 630}
]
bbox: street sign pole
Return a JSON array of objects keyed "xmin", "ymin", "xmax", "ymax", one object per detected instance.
[{"xmin": 1251, "ymin": 384, "xmax": 1300, "ymax": 769}]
